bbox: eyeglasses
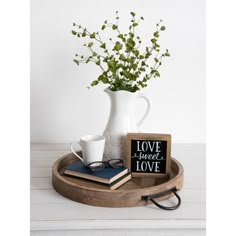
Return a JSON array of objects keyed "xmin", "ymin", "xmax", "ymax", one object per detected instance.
[{"xmin": 86, "ymin": 159, "xmax": 124, "ymax": 172}]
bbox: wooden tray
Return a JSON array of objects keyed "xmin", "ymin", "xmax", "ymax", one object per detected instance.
[{"xmin": 52, "ymin": 152, "xmax": 184, "ymax": 207}]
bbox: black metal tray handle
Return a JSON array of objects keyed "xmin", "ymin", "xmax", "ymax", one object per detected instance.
[{"xmin": 141, "ymin": 187, "xmax": 181, "ymax": 210}]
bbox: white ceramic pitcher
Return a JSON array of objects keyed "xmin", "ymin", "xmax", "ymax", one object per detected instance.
[{"xmin": 103, "ymin": 88, "xmax": 151, "ymax": 161}]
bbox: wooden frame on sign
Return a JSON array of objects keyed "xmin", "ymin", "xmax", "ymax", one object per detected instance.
[{"xmin": 125, "ymin": 133, "xmax": 171, "ymax": 177}]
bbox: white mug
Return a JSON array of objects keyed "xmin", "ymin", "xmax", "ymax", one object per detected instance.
[{"xmin": 70, "ymin": 135, "xmax": 105, "ymax": 166}]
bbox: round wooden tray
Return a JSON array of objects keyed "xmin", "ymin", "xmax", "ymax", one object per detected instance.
[{"xmin": 52, "ymin": 152, "xmax": 184, "ymax": 207}]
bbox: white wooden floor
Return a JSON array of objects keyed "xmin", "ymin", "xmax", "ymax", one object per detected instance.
[{"xmin": 31, "ymin": 143, "xmax": 206, "ymax": 236}]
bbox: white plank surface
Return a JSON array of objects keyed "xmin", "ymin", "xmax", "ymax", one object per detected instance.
[
  {"xmin": 30, "ymin": 143, "xmax": 206, "ymax": 235},
  {"xmin": 31, "ymin": 229, "xmax": 206, "ymax": 236}
]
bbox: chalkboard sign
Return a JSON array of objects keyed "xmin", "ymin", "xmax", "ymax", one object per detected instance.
[{"xmin": 125, "ymin": 133, "xmax": 171, "ymax": 177}]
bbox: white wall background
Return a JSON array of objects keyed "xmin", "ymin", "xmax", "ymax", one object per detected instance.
[{"xmin": 31, "ymin": 0, "xmax": 205, "ymax": 144}]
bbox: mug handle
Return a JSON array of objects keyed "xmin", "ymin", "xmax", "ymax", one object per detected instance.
[
  {"xmin": 137, "ymin": 93, "xmax": 151, "ymax": 130},
  {"xmin": 70, "ymin": 141, "xmax": 84, "ymax": 163}
]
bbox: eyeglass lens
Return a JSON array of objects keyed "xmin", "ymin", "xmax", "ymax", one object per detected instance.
[
  {"xmin": 88, "ymin": 162, "xmax": 105, "ymax": 172},
  {"xmin": 108, "ymin": 159, "xmax": 123, "ymax": 168},
  {"xmin": 87, "ymin": 159, "xmax": 124, "ymax": 172}
]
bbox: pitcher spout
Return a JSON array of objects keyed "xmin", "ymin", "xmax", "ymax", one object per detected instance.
[{"xmin": 104, "ymin": 87, "xmax": 111, "ymax": 94}]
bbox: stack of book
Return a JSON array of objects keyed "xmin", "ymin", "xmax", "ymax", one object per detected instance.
[{"xmin": 62, "ymin": 161, "xmax": 131, "ymax": 190}]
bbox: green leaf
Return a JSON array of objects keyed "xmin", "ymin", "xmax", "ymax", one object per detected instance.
[
  {"xmin": 108, "ymin": 60, "xmax": 116, "ymax": 70},
  {"xmin": 73, "ymin": 23, "xmax": 76, "ymax": 26},
  {"xmin": 139, "ymin": 55, "xmax": 144, "ymax": 59},
  {"xmin": 145, "ymin": 52, "xmax": 151, "ymax": 59},
  {"xmin": 101, "ymin": 25, "xmax": 106, "ymax": 30},
  {"xmin": 117, "ymin": 63, "xmax": 122, "ymax": 69},
  {"xmin": 151, "ymin": 38, "xmax": 157, "ymax": 44},
  {"xmin": 127, "ymin": 38, "xmax": 135, "ymax": 48},
  {"xmin": 130, "ymin": 12, "xmax": 135, "ymax": 17},
  {"xmin": 160, "ymin": 26, "xmax": 166, "ymax": 31},
  {"xmin": 127, "ymin": 58, "xmax": 132, "ymax": 63},
  {"xmin": 100, "ymin": 43, "xmax": 106, "ymax": 49},
  {"xmin": 154, "ymin": 58, "xmax": 159, "ymax": 62},
  {"xmin": 102, "ymin": 77, "xmax": 109, "ymax": 84},
  {"xmin": 91, "ymin": 80, "xmax": 99, "ymax": 86},
  {"xmin": 98, "ymin": 75, "xmax": 109, "ymax": 84},
  {"xmin": 119, "ymin": 54, "xmax": 126, "ymax": 61},
  {"xmin": 96, "ymin": 60, "xmax": 101, "ymax": 65},
  {"xmin": 133, "ymin": 50, "xmax": 139, "ymax": 57},
  {"xmin": 92, "ymin": 52, "xmax": 97, "ymax": 56},
  {"xmin": 73, "ymin": 59, "xmax": 79, "ymax": 65},
  {"xmin": 129, "ymin": 32, "xmax": 134, "ymax": 38},
  {"xmin": 165, "ymin": 52, "xmax": 170, "ymax": 57},
  {"xmin": 82, "ymin": 31, "xmax": 86, "ymax": 37},
  {"xmin": 141, "ymin": 16, "xmax": 144, "ymax": 20},
  {"xmin": 131, "ymin": 63, "xmax": 138, "ymax": 70},
  {"xmin": 153, "ymin": 32, "xmax": 159, "ymax": 37},
  {"xmin": 112, "ymin": 25, "xmax": 118, "ymax": 30},
  {"xmin": 134, "ymin": 71, "xmax": 139, "ymax": 77},
  {"xmin": 90, "ymin": 32, "xmax": 96, "ymax": 38},
  {"xmin": 133, "ymin": 23, "xmax": 138, "ymax": 27},
  {"xmin": 114, "ymin": 41, "xmax": 123, "ymax": 51},
  {"xmin": 123, "ymin": 70, "xmax": 131, "ymax": 79},
  {"xmin": 155, "ymin": 71, "xmax": 160, "ymax": 77},
  {"xmin": 71, "ymin": 30, "xmax": 77, "ymax": 35},
  {"xmin": 88, "ymin": 42, "xmax": 93, "ymax": 47}
]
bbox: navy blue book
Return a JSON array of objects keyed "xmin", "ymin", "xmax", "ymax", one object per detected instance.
[{"xmin": 63, "ymin": 161, "xmax": 129, "ymax": 184}]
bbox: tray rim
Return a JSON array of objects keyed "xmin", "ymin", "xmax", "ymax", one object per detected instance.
[{"xmin": 52, "ymin": 152, "xmax": 184, "ymax": 193}]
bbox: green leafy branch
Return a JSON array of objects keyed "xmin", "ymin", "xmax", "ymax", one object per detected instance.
[{"xmin": 72, "ymin": 11, "xmax": 170, "ymax": 92}]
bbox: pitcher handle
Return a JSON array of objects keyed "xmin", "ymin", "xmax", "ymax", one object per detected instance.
[{"xmin": 137, "ymin": 93, "xmax": 151, "ymax": 130}]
